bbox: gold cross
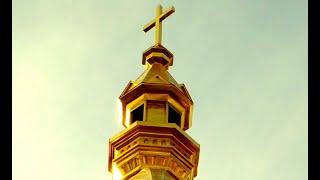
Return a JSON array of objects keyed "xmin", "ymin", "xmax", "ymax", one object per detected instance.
[{"xmin": 143, "ymin": 5, "xmax": 175, "ymax": 45}]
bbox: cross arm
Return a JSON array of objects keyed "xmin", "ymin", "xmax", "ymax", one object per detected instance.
[
  {"xmin": 143, "ymin": 20, "xmax": 155, "ymax": 32},
  {"xmin": 159, "ymin": 6, "xmax": 175, "ymax": 22},
  {"xmin": 143, "ymin": 6, "xmax": 175, "ymax": 33}
]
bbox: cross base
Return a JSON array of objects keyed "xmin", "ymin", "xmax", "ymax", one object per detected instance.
[{"xmin": 142, "ymin": 44, "xmax": 174, "ymax": 69}]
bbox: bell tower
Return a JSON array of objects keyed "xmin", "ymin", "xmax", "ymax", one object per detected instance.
[{"xmin": 108, "ymin": 5, "xmax": 200, "ymax": 180}]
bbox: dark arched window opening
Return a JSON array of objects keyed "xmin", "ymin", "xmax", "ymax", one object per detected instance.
[
  {"xmin": 131, "ymin": 104, "xmax": 144, "ymax": 124},
  {"xmin": 168, "ymin": 104, "xmax": 181, "ymax": 127}
]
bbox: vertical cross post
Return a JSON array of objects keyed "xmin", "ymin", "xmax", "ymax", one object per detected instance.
[{"xmin": 155, "ymin": 5, "xmax": 163, "ymax": 45}]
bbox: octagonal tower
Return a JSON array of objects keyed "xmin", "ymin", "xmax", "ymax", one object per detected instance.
[{"xmin": 108, "ymin": 5, "xmax": 200, "ymax": 180}]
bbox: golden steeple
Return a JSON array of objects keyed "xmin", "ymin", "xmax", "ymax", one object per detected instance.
[{"xmin": 108, "ymin": 5, "xmax": 200, "ymax": 180}]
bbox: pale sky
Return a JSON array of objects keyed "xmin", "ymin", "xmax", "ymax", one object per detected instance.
[{"xmin": 13, "ymin": 0, "xmax": 307, "ymax": 180}]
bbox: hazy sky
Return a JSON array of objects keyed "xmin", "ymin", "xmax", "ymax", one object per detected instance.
[{"xmin": 13, "ymin": 0, "xmax": 307, "ymax": 179}]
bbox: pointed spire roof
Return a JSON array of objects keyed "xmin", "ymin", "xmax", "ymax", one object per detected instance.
[
  {"xmin": 119, "ymin": 62, "xmax": 193, "ymax": 103},
  {"xmin": 134, "ymin": 63, "xmax": 178, "ymax": 86}
]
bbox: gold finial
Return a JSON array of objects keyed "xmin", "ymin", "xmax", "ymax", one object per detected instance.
[{"xmin": 143, "ymin": 5, "xmax": 175, "ymax": 45}]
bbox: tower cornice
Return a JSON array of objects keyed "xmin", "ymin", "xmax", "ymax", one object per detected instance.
[{"xmin": 108, "ymin": 121, "xmax": 200, "ymax": 179}]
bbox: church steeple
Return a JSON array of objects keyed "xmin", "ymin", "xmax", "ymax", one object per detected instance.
[{"xmin": 108, "ymin": 5, "xmax": 200, "ymax": 180}]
